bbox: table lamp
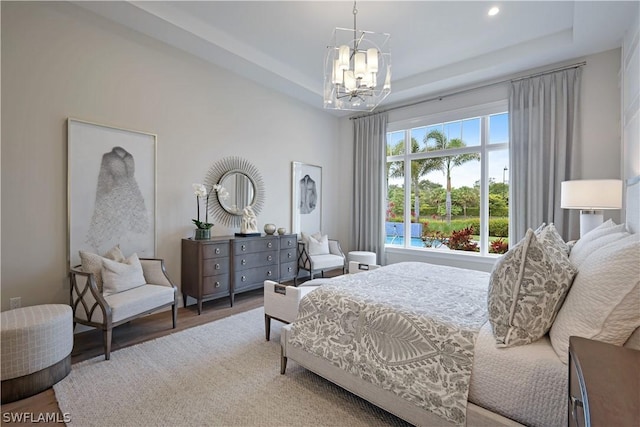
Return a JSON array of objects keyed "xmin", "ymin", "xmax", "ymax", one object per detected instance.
[{"xmin": 561, "ymin": 179, "xmax": 623, "ymax": 237}]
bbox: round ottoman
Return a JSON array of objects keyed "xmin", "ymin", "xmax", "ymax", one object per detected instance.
[
  {"xmin": 348, "ymin": 251, "xmax": 377, "ymax": 265},
  {"xmin": 1, "ymin": 304, "xmax": 73, "ymax": 403}
]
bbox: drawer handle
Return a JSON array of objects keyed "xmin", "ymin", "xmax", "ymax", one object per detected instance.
[
  {"xmin": 267, "ymin": 242, "xmax": 273, "ymax": 248},
  {"xmin": 215, "ymin": 263, "xmax": 220, "ymax": 270},
  {"xmin": 570, "ymin": 395, "xmax": 583, "ymax": 422},
  {"xmin": 241, "ymin": 244, "xmax": 246, "ymax": 251},
  {"xmin": 287, "ymin": 253, "xmax": 292, "ymax": 259},
  {"xmin": 215, "ymin": 281, "xmax": 221, "ymax": 288},
  {"xmin": 267, "ymin": 271, "xmax": 272, "ymax": 277},
  {"xmin": 215, "ymin": 248, "xmax": 220, "ymax": 254},
  {"xmin": 267, "ymin": 255, "xmax": 273, "ymax": 261},
  {"xmin": 287, "ymin": 267, "xmax": 292, "ymax": 272},
  {"xmin": 241, "ymin": 275, "xmax": 246, "ymax": 282},
  {"xmin": 288, "ymin": 241, "xmax": 292, "ymax": 246},
  {"xmin": 241, "ymin": 259, "xmax": 246, "ymax": 265}
]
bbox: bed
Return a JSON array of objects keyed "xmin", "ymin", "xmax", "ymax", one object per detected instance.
[{"xmin": 280, "ymin": 177, "xmax": 640, "ymax": 427}]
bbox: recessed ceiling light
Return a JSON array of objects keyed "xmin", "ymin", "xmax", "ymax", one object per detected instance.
[{"xmin": 488, "ymin": 7, "xmax": 500, "ymax": 16}]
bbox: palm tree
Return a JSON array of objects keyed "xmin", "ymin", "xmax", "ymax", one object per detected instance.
[
  {"xmin": 387, "ymin": 138, "xmax": 439, "ymax": 223},
  {"xmin": 425, "ymin": 130, "xmax": 480, "ymax": 224}
]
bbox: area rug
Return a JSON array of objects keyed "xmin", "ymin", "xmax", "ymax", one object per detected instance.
[{"xmin": 54, "ymin": 308, "xmax": 409, "ymax": 426}]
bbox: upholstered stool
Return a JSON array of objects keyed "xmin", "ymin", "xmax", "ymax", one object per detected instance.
[
  {"xmin": 347, "ymin": 251, "xmax": 377, "ymax": 265},
  {"xmin": 1, "ymin": 304, "xmax": 73, "ymax": 403}
]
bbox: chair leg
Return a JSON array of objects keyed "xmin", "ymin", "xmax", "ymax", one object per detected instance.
[
  {"xmin": 103, "ymin": 328, "xmax": 112, "ymax": 360},
  {"xmin": 265, "ymin": 314, "xmax": 271, "ymax": 341},
  {"xmin": 280, "ymin": 346, "xmax": 288, "ymax": 375},
  {"xmin": 172, "ymin": 303, "xmax": 177, "ymax": 329}
]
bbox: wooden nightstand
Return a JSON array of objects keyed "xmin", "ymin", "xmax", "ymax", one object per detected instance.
[{"xmin": 568, "ymin": 336, "xmax": 640, "ymax": 427}]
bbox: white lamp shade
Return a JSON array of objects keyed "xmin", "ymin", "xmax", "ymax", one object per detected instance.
[
  {"xmin": 354, "ymin": 52, "xmax": 366, "ymax": 79},
  {"xmin": 561, "ymin": 179, "xmax": 623, "ymax": 209},
  {"xmin": 366, "ymin": 48, "xmax": 378, "ymax": 73},
  {"xmin": 344, "ymin": 71, "xmax": 357, "ymax": 91},
  {"xmin": 338, "ymin": 45, "xmax": 350, "ymax": 70}
]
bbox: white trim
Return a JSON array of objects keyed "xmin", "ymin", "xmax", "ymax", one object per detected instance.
[{"xmin": 387, "ymin": 100, "xmax": 508, "ymax": 132}]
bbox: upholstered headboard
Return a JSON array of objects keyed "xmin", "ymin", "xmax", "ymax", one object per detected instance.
[{"xmin": 625, "ymin": 176, "xmax": 640, "ymax": 234}]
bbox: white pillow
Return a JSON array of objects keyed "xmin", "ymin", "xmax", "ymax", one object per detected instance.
[
  {"xmin": 550, "ymin": 234, "xmax": 640, "ymax": 363},
  {"xmin": 308, "ymin": 234, "xmax": 330, "ymax": 255},
  {"xmin": 487, "ymin": 229, "xmax": 577, "ymax": 347},
  {"xmin": 79, "ymin": 245, "xmax": 125, "ymax": 292},
  {"xmin": 569, "ymin": 222, "xmax": 628, "ymax": 268},
  {"xmin": 300, "ymin": 231, "xmax": 321, "ymax": 246},
  {"xmin": 102, "ymin": 253, "xmax": 147, "ymax": 296},
  {"xmin": 569, "ymin": 220, "xmax": 619, "ymax": 254}
]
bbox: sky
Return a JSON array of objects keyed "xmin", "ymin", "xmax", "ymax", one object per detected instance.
[{"xmin": 387, "ymin": 113, "xmax": 509, "ymax": 189}]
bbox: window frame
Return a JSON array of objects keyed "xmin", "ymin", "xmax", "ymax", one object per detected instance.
[{"xmin": 385, "ymin": 100, "xmax": 509, "ymax": 260}]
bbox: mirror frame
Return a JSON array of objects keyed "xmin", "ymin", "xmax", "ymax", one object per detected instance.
[{"xmin": 204, "ymin": 157, "xmax": 265, "ymax": 228}]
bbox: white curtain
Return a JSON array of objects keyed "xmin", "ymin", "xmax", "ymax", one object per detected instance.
[
  {"xmin": 509, "ymin": 68, "xmax": 582, "ymax": 242},
  {"xmin": 352, "ymin": 112, "xmax": 388, "ymax": 264}
]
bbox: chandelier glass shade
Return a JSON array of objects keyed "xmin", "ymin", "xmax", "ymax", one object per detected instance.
[{"xmin": 324, "ymin": 8, "xmax": 391, "ymax": 112}]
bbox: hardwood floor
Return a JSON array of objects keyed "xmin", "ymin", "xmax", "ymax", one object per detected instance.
[
  {"xmin": 0, "ymin": 271, "xmax": 335, "ymax": 426},
  {"xmin": 1, "ymin": 288, "xmax": 265, "ymax": 426}
]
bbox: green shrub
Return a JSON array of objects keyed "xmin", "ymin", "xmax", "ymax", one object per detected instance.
[{"xmin": 489, "ymin": 218, "xmax": 509, "ymax": 237}]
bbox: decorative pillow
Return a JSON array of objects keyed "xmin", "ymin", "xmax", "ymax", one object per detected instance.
[
  {"xmin": 550, "ymin": 234, "xmax": 640, "ymax": 363},
  {"xmin": 533, "ymin": 222, "xmax": 547, "ymax": 235},
  {"xmin": 569, "ymin": 221, "xmax": 628, "ymax": 268},
  {"xmin": 79, "ymin": 245, "xmax": 125, "ymax": 292},
  {"xmin": 308, "ymin": 234, "xmax": 330, "ymax": 255},
  {"xmin": 538, "ymin": 223, "xmax": 570, "ymax": 256},
  {"xmin": 102, "ymin": 253, "xmax": 147, "ymax": 296},
  {"xmin": 488, "ymin": 229, "xmax": 577, "ymax": 348},
  {"xmin": 300, "ymin": 231, "xmax": 321, "ymax": 246}
]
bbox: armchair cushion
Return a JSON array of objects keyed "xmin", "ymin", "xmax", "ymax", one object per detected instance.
[
  {"xmin": 79, "ymin": 245, "xmax": 125, "ymax": 293},
  {"xmin": 309, "ymin": 254, "xmax": 345, "ymax": 270},
  {"xmin": 102, "ymin": 253, "xmax": 146, "ymax": 296},
  {"xmin": 105, "ymin": 284, "xmax": 176, "ymax": 323}
]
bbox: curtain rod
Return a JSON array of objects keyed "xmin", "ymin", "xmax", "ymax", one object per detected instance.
[{"xmin": 350, "ymin": 61, "xmax": 586, "ymax": 120}]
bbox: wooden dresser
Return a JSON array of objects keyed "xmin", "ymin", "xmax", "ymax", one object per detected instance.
[
  {"xmin": 568, "ymin": 336, "xmax": 640, "ymax": 427},
  {"xmin": 181, "ymin": 234, "xmax": 298, "ymax": 314}
]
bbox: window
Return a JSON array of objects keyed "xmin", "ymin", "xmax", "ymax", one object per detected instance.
[{"xmin": 386, "ymin": 104, "xmax": 509, "ymax": 256}]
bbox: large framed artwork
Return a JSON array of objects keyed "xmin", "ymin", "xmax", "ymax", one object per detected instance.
[
  {"xmin": 67, "ymin": 118, "xmax": 156, "ymax": 267},
  {"xmin": 291, "ymin": 162, "xmax": 322, "ymax": 234}
]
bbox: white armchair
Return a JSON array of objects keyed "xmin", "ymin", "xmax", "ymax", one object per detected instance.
[
  {"xmin": 70, "ymin": 258, "xmax": 177, "ymax": 360},
  {"xmin": 295, "ymin": 236, "xmax": 346, "ymax": 285},
  {"xmin": 263, "ymin": 280, "xmax": 319, "ymax": 341}
]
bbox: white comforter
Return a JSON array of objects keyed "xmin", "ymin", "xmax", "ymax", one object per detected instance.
[{"xmin": 288, "ymin": 262, "xmax": 489, "ymax": 426}]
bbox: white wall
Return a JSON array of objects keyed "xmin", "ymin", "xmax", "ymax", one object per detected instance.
[
  {"xmin": 622, "ymin": 13, "xmax": 640, "ymax": 183},
  {"xmin": 0, "ymin": 2, "xmax": 347, "ymax": 310}
]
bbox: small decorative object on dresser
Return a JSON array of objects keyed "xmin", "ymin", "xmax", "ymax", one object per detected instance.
[
  {"xmin": 264, "ymin": 223, "xmax": 276, "ymax": 235},
  {"xmin": 277, "ymin": 227, "xmax": 286, "ymax": 235},
  {"xmin": 236, "ymin": 205, "xmax": 260, "ymax": 237}
]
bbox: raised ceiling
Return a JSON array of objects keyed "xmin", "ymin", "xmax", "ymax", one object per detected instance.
[{"xmin": 75, "ymin": 1, "xmax": 639, "ymax": 115}]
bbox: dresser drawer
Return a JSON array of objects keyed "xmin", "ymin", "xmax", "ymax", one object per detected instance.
[
  {"xmin": 280, "ymin": 236, "xmax": 297, "ymax": 250},
  {"xmin": 234, "ymin": 237, "xmax": 278, "ymax": 255},
  {"xmin": 234, "ymin": 266, "xmax": 278, "ymax": 289},
  {"xmin": 202, "ymin": 242, "xmax": 229, "ymax": 259},
  {"xmin": 202, "ymin": 274, "xmax": 230, "ymax": 296},
  {"xmin": 234, "ymin": 251, "xmax": 277, "ymax": 270},
  {"xmin": 203, "ymin": 257, "xmax": 230, "ymax": 276},
  {"xmin": 280, "ymin": 248, "xmax": 296, "ymax": 263},
  {"xmin": 280, "ymin": 262, "xmax": 297, "ymax": 281}
]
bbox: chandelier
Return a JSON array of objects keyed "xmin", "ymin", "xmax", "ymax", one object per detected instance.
[{"xmin": 323, "ymin": 1, "xmax": 391, "ymax": 112}]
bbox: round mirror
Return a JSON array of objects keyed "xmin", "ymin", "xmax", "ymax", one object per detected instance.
[
  {"xmin": 218, "ymin": 171, "xmax": 255, "ymax": 215},
  {"xmin": 203, "ymin": 157, "xmax": 265, "ymax": 228}
]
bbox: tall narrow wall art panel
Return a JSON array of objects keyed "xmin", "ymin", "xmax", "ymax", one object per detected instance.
[{"xmin": 67, "ymin": 119, "xmax": 156, "ymax": 267}]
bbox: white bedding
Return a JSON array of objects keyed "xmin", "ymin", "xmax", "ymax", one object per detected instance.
[{"xmin": 469, "ymin": 322, "xmax": 566, "ymax": 427}]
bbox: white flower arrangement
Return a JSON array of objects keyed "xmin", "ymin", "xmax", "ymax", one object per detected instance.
[{"xmin": 192, "ymin": 183, "xmax": 228, "ymax": 229}]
